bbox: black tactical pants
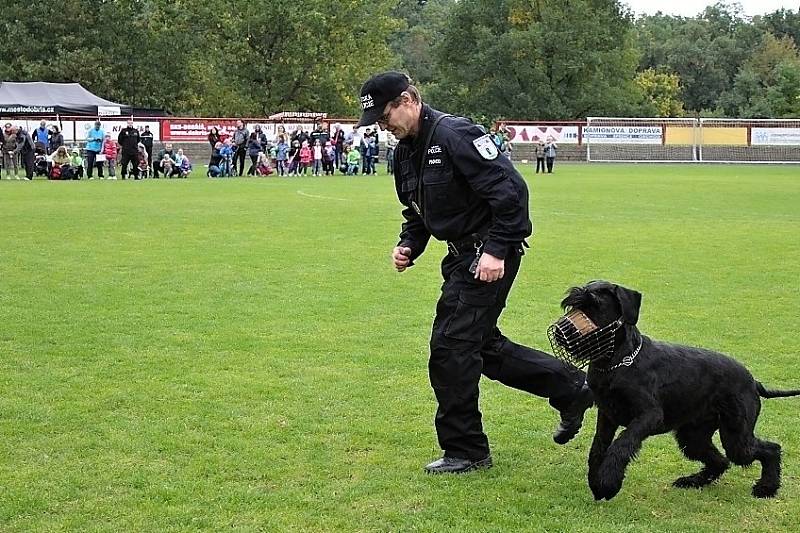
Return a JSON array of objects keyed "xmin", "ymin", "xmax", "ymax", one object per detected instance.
[{"xmin": 429, "ymin": 246, "xmax": 585, "ymax": 460}]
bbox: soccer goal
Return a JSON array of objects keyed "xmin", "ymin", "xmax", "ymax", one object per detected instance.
[
  {"xmin": 585, "ymin": 117, "xmax": 698, "ymax": 163},
  {"xmin": 586, "ymin": 117, "xmax": 800, "ymax": 163},
  {"xmin": 699, "ymin": 118, "xmax": 800, "ymax": 163}
]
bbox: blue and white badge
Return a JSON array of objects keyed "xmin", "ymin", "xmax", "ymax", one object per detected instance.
[{"xmin": 472, "ymin": 134, "xmax": 498, "ymax": 160}]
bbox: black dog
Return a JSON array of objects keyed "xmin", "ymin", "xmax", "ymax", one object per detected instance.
[{"xmin": 549, "ymin": 281, "xmax": 799, "ymax": 500}]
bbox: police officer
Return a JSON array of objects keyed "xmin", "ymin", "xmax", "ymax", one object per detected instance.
[{"xmin": 356, "ymin": 72, "xmax": 593, "ymax": 474}]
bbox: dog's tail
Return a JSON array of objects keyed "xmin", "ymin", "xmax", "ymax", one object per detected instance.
[{"xmin": 757, "ymin": 382, "xmax": 800, "ymax": 398}]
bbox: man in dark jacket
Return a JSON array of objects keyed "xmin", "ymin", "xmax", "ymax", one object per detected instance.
[
  {"xmin": 357, "ymin": 72, "xmax": 593, "ymax": 474},
  {"xmin": 118, "ymin": 120, "xmax": 141, "ymax": 179},
  {"xmin": 231, "ymin": 120, "xmax": 249, "ymax": 177},
  {"xmin": 15, "ymin": 127, "xmax": 36, "ymax": 180},
  {"xmin": 140, "ymin": 125, "xmax": 154, "ymax": 170}
]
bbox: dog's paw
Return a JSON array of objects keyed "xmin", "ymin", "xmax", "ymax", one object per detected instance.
[
  {"xmin": 593, "ymin": 463, "xmax": 624, "ymax": 500},
  {"xmin": 752, "ymin": 482, "xmax": 778, "ymax": 499},
  {"xmin": 673, "ymin": 474, "xmax": 707, "ymax": 489},
  {"xmin": 590, "ymin": 473, "xmax": 623, "ymax": 500}
]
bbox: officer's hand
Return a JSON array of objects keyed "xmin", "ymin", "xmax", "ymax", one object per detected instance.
[
  {"xmin": 475, "ymin": 253, "xmax": 504, "ymax": 282},
  {"xmin": 392, "ymin": 246, "xmax": 412, "ymax": 272}
]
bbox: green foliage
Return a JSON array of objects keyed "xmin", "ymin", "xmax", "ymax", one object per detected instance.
[
  {"xmin": 429, "ymin": 0, "xmax": 642, "ymax": 121},
  {"xmin": 0, "ymin": 0, "xmax": 798, "ymax": 118},
  {"xmin": 634, "ymin": 69, "xmax": 685, "ymax": 117},
  {"xmin": 717, "ymin": 33, "xmax": 800, "ymax": 117}
]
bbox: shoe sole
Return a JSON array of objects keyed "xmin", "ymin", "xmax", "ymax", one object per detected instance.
[{"xmin": 424, "ymin": 457, "xmax": 493, "ymax": 475}]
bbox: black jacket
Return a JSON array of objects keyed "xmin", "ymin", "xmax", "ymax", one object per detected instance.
[
  {"xmin": 393, "ymin": 104, "xmax": 531, "ymax": 261},
  {"xmin": 140, "ymin": 130, "xmax": 154, "ymax": 151},
  {"xmin": 118, "ymin": 127, "xmax": 140, "ymax": 154}
]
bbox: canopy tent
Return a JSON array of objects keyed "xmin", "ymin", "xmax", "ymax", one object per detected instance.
[{"xmin": 0, "ymin": 81, "xmax": 133, "ymax": 116}]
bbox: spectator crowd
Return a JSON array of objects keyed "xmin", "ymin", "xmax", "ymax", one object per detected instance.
[{"xmin": 0, "ymin": 117, "xmax": 525, "ymax": 181}]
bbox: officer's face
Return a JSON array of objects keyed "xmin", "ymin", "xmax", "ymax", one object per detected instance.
[{"xmin": 377, "ymin": 93, "xmax": 419, "ymax": 140}]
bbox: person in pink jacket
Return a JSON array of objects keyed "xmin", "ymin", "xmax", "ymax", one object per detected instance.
[
  {"xmin": 102, "ymin": 134, "xmax": 119, "ymax": 180},
  {"xmin": 299, "ymin": 140, "xmax": 312, "ymax": 176}
]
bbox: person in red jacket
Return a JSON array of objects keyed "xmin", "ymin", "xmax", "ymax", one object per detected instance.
[{"xmin": 102, "ymin": 134, "xmax": 119, "ymax": 180}]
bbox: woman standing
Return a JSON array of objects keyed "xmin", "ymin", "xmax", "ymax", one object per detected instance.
[
  {"xmin": 246, "ymin": 132, "xmax": 262, "ymax": 176},
  {"xmin": 544, "ymin": 136, "xmax": 557, "ymax": 173}
]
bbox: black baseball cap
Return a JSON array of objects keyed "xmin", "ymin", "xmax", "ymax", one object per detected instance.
[{"xmin": 356, "ymin": 71, "xmax": 410, "ymax": 127}]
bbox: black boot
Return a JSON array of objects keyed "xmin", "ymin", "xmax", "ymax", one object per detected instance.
[
  {"xmin": 553, "ymin": 382, "xmax": 594, "ymax": 444},
  {"xmin": 424, "ymin": 455, "xmax": 493, "ymax": 474}
]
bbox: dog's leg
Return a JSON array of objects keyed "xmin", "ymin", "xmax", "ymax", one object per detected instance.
[
  {"xmin": 588, "ymin": 411, "xmax": 618, "ymax": 500},
  {"xmin": 673, "ymin": 422, "xmax": 730, "ymax": 489},
  {"xmin": 719, "ymin": 396, "xmax": 782, "ymax": 498},
  {"xmin": 595, "ymin": 405, "xmax": 663, "ymax": 500}
]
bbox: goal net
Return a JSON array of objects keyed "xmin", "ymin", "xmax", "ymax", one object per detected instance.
[
  {"xmin": 586, "ymin": 117, "xmax": 800, "ymax": 163},
  {"xmin": 585, "ymin": 117, "xmax": 698, "ymax": 163},
  {"xmin": 699, "ymin": 118, "xmax": 800, "ymax": 163}
]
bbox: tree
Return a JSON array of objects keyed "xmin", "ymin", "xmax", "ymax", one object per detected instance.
[
  {"xmin": 717, "ymin": 33, "xmax": 800, "ymax": 117},
  {"xmin": 635, "ymin": 2, "xmax": 765, "ymax": 114},
  {"xmin": 429, "ymin": 0, "xmax": 642, "ymax": 121},
  {"xmin": 759, "ymin": 8, "xmax": 800, "ymax": 47},
  {"xmin": 389, "ymin": 0, "xmax": 457, "ymax": 85},
  {"xmin": 634, "ymin": 69, "xmax": 685, "ymax": 117}
]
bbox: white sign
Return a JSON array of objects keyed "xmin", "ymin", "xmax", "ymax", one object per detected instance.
[
  {"xmin": 584, "ymin": 126, "xmax": 662, "ymax": 144},
  {"xmin": 505, "ymin": 125, "xmax": 580, "ymax": 144},
  {"xmin": 75, "ymin": 120, "xmax": 160, "ymax": 142},
  {"xmin": 751, "ymin": 128, "xmax": 800, "ymax": 146},
  {"xmin": 97, "ymin": 106, "xmax": 122, "ymax": 116}
]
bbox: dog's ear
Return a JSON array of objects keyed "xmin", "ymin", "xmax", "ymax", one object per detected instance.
[{"xmin": 614, "ymin": 285, "xmax": 642, "ymax": 325}]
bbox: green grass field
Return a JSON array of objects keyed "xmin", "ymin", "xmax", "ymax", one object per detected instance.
[{"xmin": 1, "ymin": 163, "xmax": 799, "ymax": 532}]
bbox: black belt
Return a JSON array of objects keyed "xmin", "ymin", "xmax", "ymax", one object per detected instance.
[{"xmin": 446, "ymin": 233, "xmax": 486, "ymax": 256}]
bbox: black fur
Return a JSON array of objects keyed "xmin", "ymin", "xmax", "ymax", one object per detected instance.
[{"xmin": 560, "ymin": 281, "xmax": 799, "ymax": 500}]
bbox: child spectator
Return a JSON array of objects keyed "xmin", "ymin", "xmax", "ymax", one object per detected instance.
[
  {"xmin": 312, "ymin": 139, "xmax": 323, "ymax": 176},
  {"xmin": 299, "ymin": 140, "xmax": 312, "ymax": 176},
  {"xmin": 219, "ymin": 139, "xmax": 234, "ymax": 176},
  {"xmin": 102, "ymin": 134, "xmax": 118, "ymax": 179},
  {"xmin": 322, "ymin": 141, "xmax": 335, "ymax": 176},
  {"xmin": 287, "ymin": 140, "xmax": 300, "ymax": 176},
  {"xmin": 256, "ymin": 151, "xmax": 272, "ymax": 176},
  {"xmin": 178, "ymin": 150, "xmax": 192, "ymax": 178},
  {"xmin": 275, "ymin": 135, "xmax": 288, "ymax": 176},
  {"xmin": 68, "ymin": 148, "xmax": 84, "ymax": 179},
  {"xmin": 161, "ymin": 152, "xmax": 175, "ymax": 178},
  {"xmin": 346, "ymin": 144, "xmax": 360, "ymax": 175},
  {"xmin": 137, "ymin": 143, "xmax": 149, "ymax": 179}
]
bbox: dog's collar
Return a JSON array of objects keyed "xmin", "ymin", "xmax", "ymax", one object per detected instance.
[{"xmin": 600, "ymin": 337, "xmax": 644, "ymax": 372}]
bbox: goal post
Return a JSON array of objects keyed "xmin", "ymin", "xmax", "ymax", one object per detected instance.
[
  {"xmin": 585, "ymin": 117, "xmax": 698, "ymax": 163},
  {"xmin": 586, "ymin": 117, "xmax": 800, "ymax": 163}
]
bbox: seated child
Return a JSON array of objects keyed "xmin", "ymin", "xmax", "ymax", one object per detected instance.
[
  {"xmin": 161, "ymin": 153, "xmax": 175, "ymax": 177},
  {"xmin": 256, "ymin": 151, "xmax": 272, "ymax": 176},
  {"xmin": 178, "ymin": 150, "xmax": 192, "ymax": 178},
  {"xmin": 346, "ymin": 144, "xmax": 361, "ymax": 175}
]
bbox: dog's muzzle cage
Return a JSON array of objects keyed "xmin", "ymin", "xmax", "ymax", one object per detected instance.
[{"xmin": 547, "ymin": 310, "xmax": 624, "ymax": 369}]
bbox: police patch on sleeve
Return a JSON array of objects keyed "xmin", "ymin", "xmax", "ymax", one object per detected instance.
[{"xmin": 472, "ymin": 134, "xmax": 498, "ymax": 160}]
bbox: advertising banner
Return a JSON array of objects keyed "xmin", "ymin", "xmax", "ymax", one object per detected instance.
[
  {"xmin": 505, "ymin": 125, "xmax": 579, "ymax": 144},
  {"xmin": 161, "ymin": 119, "xmax": 240, "ymax": 142},
  {"xmin": 751, "ymin": 128, "xmax": 800, "ymax": 146},
  {"xmin": 76, "ymin": 120, "xmax": 160, "ymax": 142},
  {"xmin": 161, "ymin": 120, "xmax": 321, "ymax": 142},
  {"xmin": 584, "ymin": 126, "xmax": 662, "ymax": 144}
]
